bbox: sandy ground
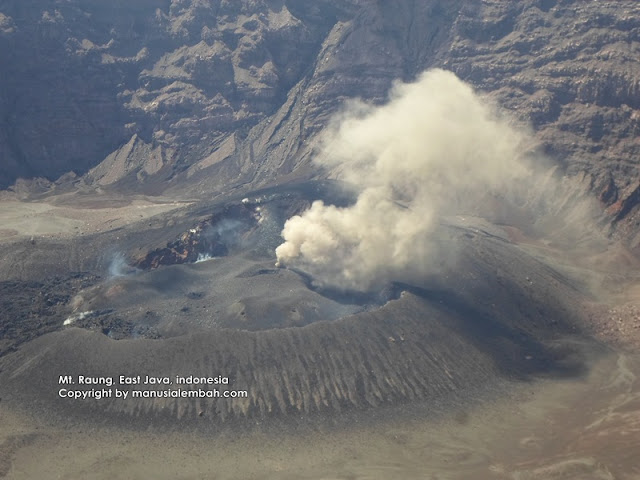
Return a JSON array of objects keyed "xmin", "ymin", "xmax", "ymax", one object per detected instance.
[
  {"xmin": 0, "ymin": 194, "xmax": 191, "ymax": 243},
  {"xmin": 0, "ymin": 349, "xmax": 638, "ymax": 479},
  {"xmin": 504, "ymin": 224, "xmax": 640, "ymax": 350}
]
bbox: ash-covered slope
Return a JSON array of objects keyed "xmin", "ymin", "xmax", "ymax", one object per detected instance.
[{"xmin": 2, "ymin": 0, "xmax": 639, "ymax": 238}]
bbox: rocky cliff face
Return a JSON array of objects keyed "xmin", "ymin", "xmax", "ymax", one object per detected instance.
[
  {"xmin": 1, "ymin": 1, "xmax": 639, "ymax": 236},
  {"xmin": 441, "ymin": 0, "xmax": 640, "ymax": 240}
]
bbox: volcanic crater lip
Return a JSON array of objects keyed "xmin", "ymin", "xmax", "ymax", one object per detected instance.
[
  {"xmin": 0, "ymin": 294, "xmax": 595, "ymax": 431},
  {"xmin": 0, "ymin": 180, "xmax": 595, "ymax": 431},
  {"xmin": 0, "ymin": 188, "xmax": 594, "ymax": 429}
]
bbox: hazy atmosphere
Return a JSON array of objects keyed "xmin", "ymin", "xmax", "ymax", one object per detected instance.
[{"xmin": 1, "ymin": 1, "xmax": 640, "ymax": 479}]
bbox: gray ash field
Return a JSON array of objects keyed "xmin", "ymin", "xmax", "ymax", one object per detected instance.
[{"xmin": 0, "ymin": 182, "xmax": 593, "ymax": 429}]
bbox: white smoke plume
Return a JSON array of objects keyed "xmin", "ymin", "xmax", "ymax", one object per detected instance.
[{"xmin": 275, "ymin": 69, "xmax": 536, "ymax": 291}]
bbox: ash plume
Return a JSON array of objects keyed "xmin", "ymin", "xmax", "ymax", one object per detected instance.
[{"xmin": 275, "ymin": 69, "xmax": 545, "ymax": 291}]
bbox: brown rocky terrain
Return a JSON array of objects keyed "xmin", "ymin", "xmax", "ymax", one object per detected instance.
[{"xmin": 1, "ymin": 0, "xmax": 639, "ymax": 241}]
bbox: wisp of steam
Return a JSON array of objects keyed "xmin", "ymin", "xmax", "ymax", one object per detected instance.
[
  {"xmin": 108, "ymin": 253, "xmax": 138, "ymax": 278},
  {"xmin": 275, "ymin": 69, "xmax": 535, "ymax": 291}
]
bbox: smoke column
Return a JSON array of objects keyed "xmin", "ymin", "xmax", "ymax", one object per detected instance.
[{"xmin": 276, "ymin": 69, "xmax": 533, "ymax": 291}]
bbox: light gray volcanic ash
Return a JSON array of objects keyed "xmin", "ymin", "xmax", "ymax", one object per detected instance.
[
  {"xmin": 275, "ymin": 69, "xmax": 604, "ymax": 291},
  {"xmin": 275, "ymin": 69, "xmax": 532, "ymax": 290}
]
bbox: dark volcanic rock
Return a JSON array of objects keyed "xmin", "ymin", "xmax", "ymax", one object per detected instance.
[
  {"xmin": 132, "ymin": 202, "xmax": 262, "ymax": 269},
  {"xmin": 0, "ymin": 273, "xmax": 99, "ymax": 357}
]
